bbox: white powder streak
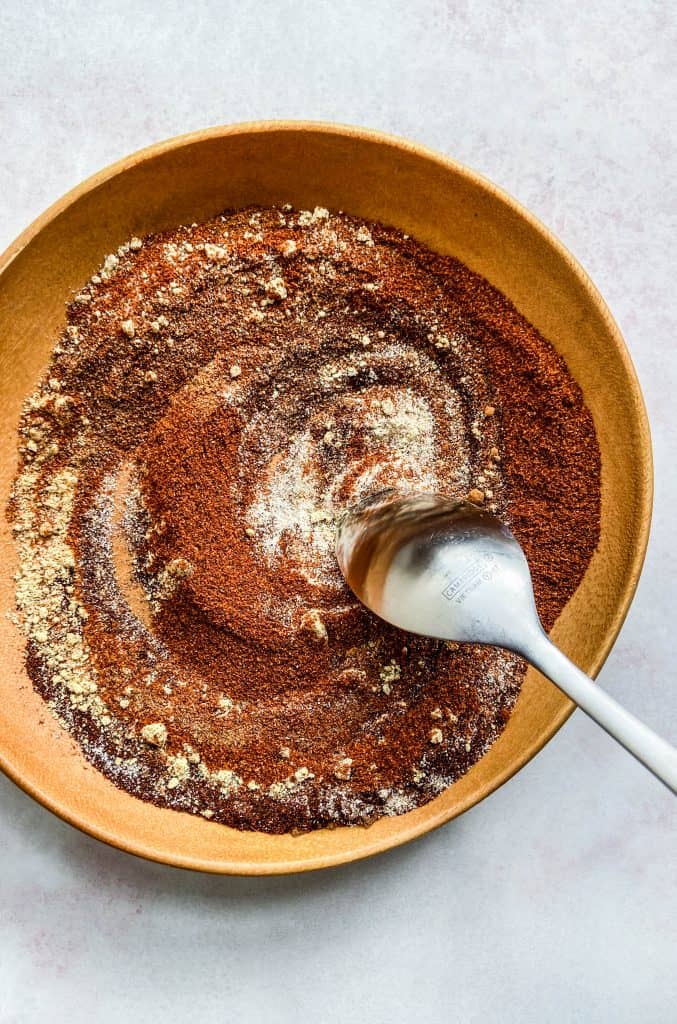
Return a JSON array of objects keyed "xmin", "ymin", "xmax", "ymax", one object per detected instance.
[{"xmin": 246, "ymin": 384, "xmax": 469, "ymax": 592}]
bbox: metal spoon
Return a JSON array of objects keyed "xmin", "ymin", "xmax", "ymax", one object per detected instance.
[{"xmin": 335, "ymin": 489, "xmax": 677, "ymax": 793}]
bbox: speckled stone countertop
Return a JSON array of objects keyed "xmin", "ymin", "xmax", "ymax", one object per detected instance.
[{"xmin": 1, "ymin": 3, "xmax": 675, "ymax": 1022}]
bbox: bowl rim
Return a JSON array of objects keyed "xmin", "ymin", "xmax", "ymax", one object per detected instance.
[{"xmin": 0, "ymin": 120, "xmax": 653, "ymax": 873}]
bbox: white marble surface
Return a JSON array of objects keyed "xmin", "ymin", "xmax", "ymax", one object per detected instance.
[{"xmin": 1, "ymin": 3, "xmax": 675, "ymax": 1021}]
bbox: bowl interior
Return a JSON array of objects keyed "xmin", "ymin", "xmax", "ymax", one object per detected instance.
[{"xmin": 0, "ymin": 123, "xmax": 652, "ymax": 873}]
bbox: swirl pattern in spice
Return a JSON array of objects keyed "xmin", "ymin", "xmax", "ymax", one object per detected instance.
[{"xmin": 9, "ymin": 205, "xmax": 600, "ymax": 833}]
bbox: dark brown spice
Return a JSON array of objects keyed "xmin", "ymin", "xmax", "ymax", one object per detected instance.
[{"xmin": 9, "ymin": 205, "xmax": 600, "ymax": 833}]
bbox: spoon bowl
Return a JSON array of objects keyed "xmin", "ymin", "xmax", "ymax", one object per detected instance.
[
  {"xmin": 336, "ymin": 489, "xmax": 677, "ymax": 794},
  {"xmin": 336, "ymin": 489, "xmax": 542, "ymax": 650}
]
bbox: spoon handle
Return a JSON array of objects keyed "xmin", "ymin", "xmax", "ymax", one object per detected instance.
[{"xmin": 522, "ymin": 632, "xmax": 677, "ymax": 794}]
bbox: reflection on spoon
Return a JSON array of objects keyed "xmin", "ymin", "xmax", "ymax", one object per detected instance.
[{"xmin": 336, "ymin": 489, "xmax": 677, "ymax": 794}]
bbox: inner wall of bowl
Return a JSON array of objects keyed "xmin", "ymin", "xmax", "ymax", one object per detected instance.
[{"xmin": 0, "ymin": 125, "xmax": 650, "ymax": 871}]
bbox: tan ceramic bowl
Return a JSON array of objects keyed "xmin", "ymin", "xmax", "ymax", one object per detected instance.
[{"xmin": 0, "ymin": 123, "xmax": 652, "ymax": 874}]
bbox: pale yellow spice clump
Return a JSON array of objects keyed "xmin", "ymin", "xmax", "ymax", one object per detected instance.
[
  {"xmin": 334, "ymin": 757, "xmax": 353, "ymax": 781},
  {"xmin": 12, "ymin": 466, "xmax": 110, "ymax": 725},
  {"xmin": 264, "ymin": 277, "xmax": 287, "ymax": 300},
  {"xmin": 379, "ymin": 660, "xmax": 401, "ymax": 684},
  {"xmin": 204, "ymin": 243, "xmax": 228, "ymax": 261},
  {"xmin": 141, "ymin": 722, "xmax": 168, "ymax": 747},
  {"xmin": 297, "ymin": 207, "xmax": 330, "ymax": 226},
  {"xmin": 355, "ymin": 225, "xmax": 374, "ymax": 245},
  {"xmin": 166, "ymin": 753, "xmax": 190, "ymax": 789},
  {"xmin": 299, "ymin": 609, "xmax": 328, "ymax": 642}
]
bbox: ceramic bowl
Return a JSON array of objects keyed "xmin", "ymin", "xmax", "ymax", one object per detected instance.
[{"xmin": 0, "ymin": 123, "xmax": 652, "ymax": 873}]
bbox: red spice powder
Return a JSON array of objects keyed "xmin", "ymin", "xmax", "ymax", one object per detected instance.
[{"xmin": 10, "ymin": 205, "xmax": 600, "ymax": 833}]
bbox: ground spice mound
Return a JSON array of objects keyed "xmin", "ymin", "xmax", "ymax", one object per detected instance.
[{"xmin": 9, "ymin": 205, "xmax": 600, "ymax": 833}]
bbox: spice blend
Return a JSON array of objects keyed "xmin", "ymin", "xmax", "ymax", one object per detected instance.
[{"xmin": 9, "ymin": 205, "xmax": 600, "ymax": 833}]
